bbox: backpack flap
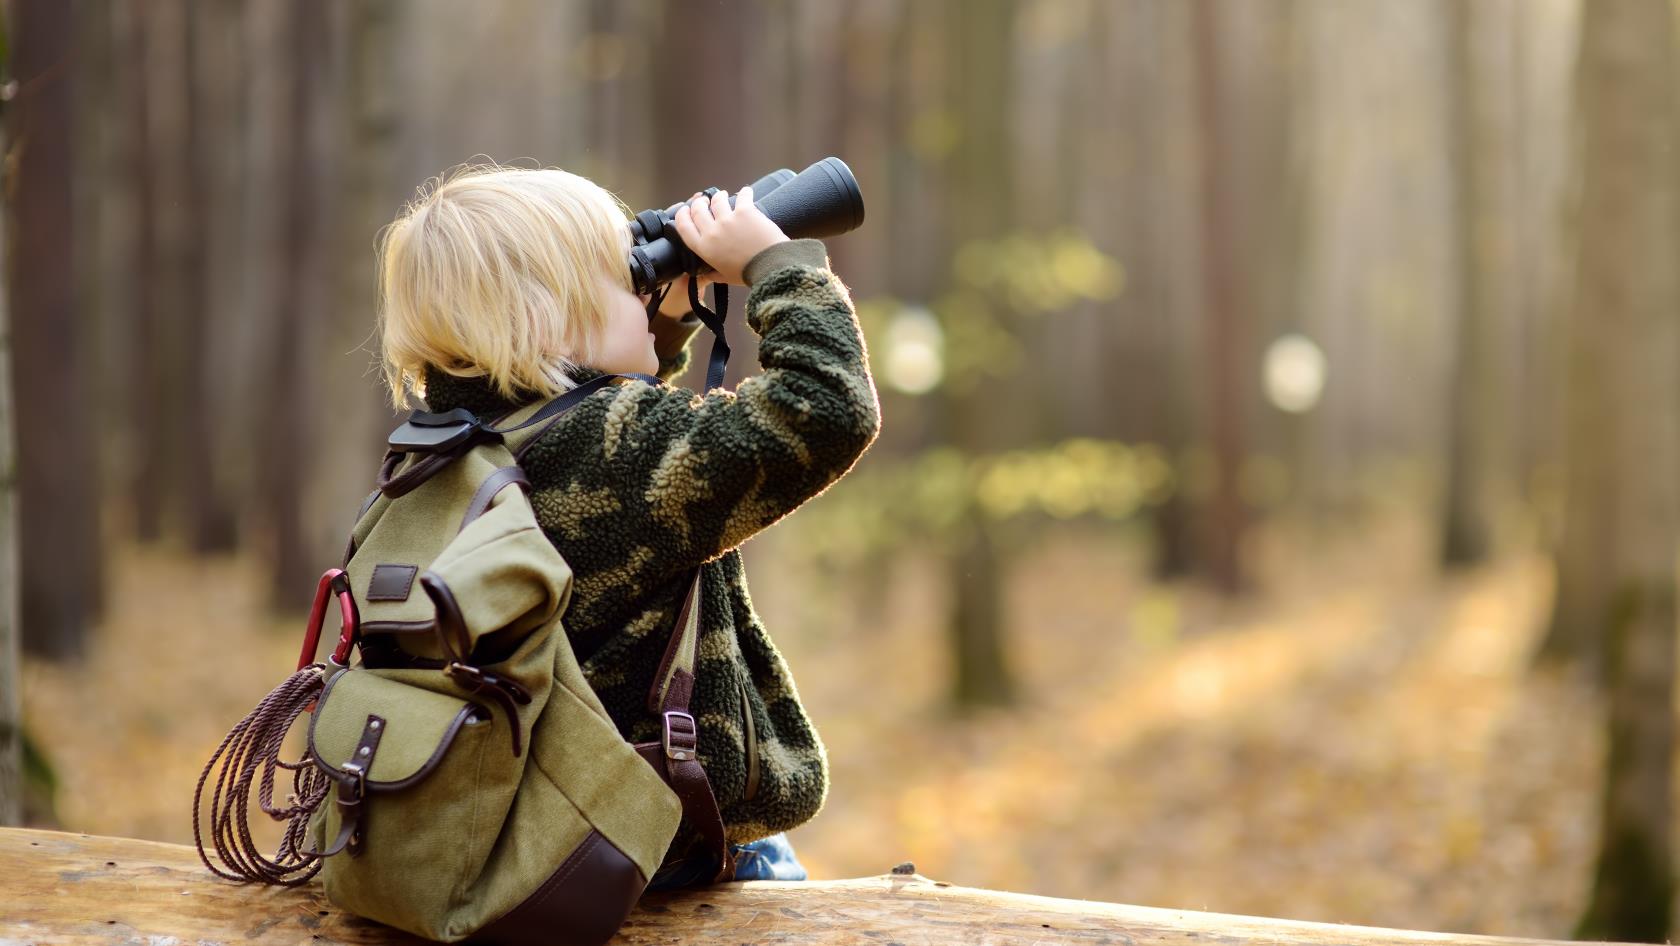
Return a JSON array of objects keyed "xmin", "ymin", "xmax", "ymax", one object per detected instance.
[
  {"xmin": 309, "ymin": 669, "xmax": 483, "ymax": 787},
  {"xmin": 350, "ymin": 446, "xmax": 567, "ymax": 667},
  {"xmin": 419, "ymin": 488, "xmax": 573, "ymax": 665},
  {"xmin": 306, "ymin": 668, "xmax": 489, "ymax": 860}
]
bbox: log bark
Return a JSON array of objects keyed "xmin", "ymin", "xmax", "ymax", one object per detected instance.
[{"xmin": 1, "ymin": 827, "xmax": 1630, "ymax": 946}]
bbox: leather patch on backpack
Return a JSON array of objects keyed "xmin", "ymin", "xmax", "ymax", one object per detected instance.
[{"xmin": 367, "ymin": 564, "xmax": 419, "ymax": 601}]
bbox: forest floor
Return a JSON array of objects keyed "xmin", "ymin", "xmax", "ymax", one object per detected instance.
[{"xmin": 19, "ymin": 510, "xmax": 1607, "ymax": 939}]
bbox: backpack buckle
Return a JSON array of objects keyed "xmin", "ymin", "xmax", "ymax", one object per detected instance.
[
  {"xmin": 388, "ymin": 407, "xmax": 498, "ymax": 453},
  {"xmin": 663, "ymin": 711, "xmax": 698, "ymax": 762},
  {"xmin": 336, "ymin": 761, "xmax": 367, "ymax": 856}
]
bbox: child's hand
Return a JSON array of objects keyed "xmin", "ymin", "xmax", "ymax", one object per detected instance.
[
  {"xmin": 672, "ymin": 185, "xmax": 789, "ymax": 285},
  {"xmin": 651, "ymin": 272, "xmax": 713, "ymax": 319},
  {"xmin": 647, "ymin": 193, "xmax": 714, "ymax": 317}
]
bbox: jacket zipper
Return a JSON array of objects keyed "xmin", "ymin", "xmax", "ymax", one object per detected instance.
[{"xmin": 737, "ymin": 677, "xmax": 760, "ymax": 801}]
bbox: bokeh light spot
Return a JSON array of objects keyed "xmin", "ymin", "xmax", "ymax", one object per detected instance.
[{"xmin": 1263, "ymin": 333, "xmax": 1328, "ymax": 414}]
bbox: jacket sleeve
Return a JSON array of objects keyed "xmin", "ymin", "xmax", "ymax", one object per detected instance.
[
  {"xmin": 650, "ymin": 311, "xmax": 704, "ymax": 383},
  {"xmin": 602, "ymin": 238, "xmax": 881, "ymax": 572}
]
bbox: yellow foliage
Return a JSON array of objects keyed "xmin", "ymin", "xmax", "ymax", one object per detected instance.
[
  {"xmin": 953, "ymin": 230, "xmax": 1124, "ymax": 315},
  {"xmin": 799, "ymin": 439, "xmax": 1173, "ymax": 565}
]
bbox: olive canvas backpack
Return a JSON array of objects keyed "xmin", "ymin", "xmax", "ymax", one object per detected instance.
[{"xmin": 194, "ymin": 372, "xmax": 736, "ymax": 945}]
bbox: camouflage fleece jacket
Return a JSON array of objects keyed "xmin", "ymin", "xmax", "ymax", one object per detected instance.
[{"xmin": 420, "ymin": 239, "xmax": 880, "ymax": 864}]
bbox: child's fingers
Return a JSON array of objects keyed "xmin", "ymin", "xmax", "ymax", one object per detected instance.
[
  {"xmin": 711, "ymin": 189, "xmax": 731, "ymax": 220},
  {"xmin": 687, "ymin": 193, "xmax": 715, "ymax": 233},
  {"xmin": 736, "ymin": 185, "xmax": 754, "ymax": 214},
  {"xmin": 673, "ymin": 204, "xmax": 701, "ymax": 244}
]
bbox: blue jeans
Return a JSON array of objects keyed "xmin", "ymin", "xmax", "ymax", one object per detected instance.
[{"xmin": 644, "ymin": 832, "xmax": 808, "ymax": 890}]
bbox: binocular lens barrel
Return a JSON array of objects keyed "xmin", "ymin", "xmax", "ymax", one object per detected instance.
[{"xmin": 628, "ymin": 157, "xmax": 865, "ymax": 295}]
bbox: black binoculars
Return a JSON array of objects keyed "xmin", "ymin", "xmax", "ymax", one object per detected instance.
[{"xmin": 627, "ymin": 157, "xmax": 865, "ymax": 295}]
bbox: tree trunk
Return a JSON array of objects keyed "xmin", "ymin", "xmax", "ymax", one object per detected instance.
[
  {"xmin": 1535, "ymin": 311, "xmax": 1613, "ymax": 671},
  {"xmin": 652, "ymin": 0, "xmax": 755, "ymax": 393},
  {"xmin": 1439, "ymin": 0, "xmax": 1493, "ymax": 569},
  {"xmin": 942, "ymin": 0, "xmax": 1018, "ymax": 710},
  {"xmin": 949, "ymin": 516, "xmax": 1014, "ymax": 707},
  {"xmin": 180, "ymin": 0, "xmax": 239, "ymax": 553},
  {"xmin": 262, "ymin": 0, "xmax": 326, "ymax": 611},
  {"xmin": 1580, "ymin": 583, "xmax": 1677, "ymax": 942},
  {"xmin": 1535, "ymin": 0, "xmax": 1657, "ymax": 675},
  {"xmin": 1129, "ymin": 0, "xmax": 1197, "ymax": 581},
  {"xmin": 1567, "ymin": 0, "xmax": 1680, "ymax": 939},
  {"xmin": 1506, "ymin": 0, "xmax": 1575, "ymax": 543},
  {"xmin": 136, "ymin": 0, "xmax": 197, "ymax": 552},
  {"xmin": 10, "ymin": 0, "xmax": 100, "ymax": 660},
  {"xmin": 1191, "ymin": 0, "xmax": 1248, "ymax": 596},
  {"xmin": 1224, "ymin": 1, "xmax": 1302, "ymax": 527},
  {"xmin": 126, "ymin": 0, "xmax": 164, "ymax": 544},
  {"xmin": 197, "ymin": 0, "xmax": 254, "ymax": 546},
  {"xmin": 0, "ymin": 72, "xmax": 20, "ymax": 824},
  {"xmin": 69, "ymin": 0, "xmax": 112, "ymax": 604},
  {"xmin": 310, "ymin": 0, "xmax": 404, "ymax": 588}
]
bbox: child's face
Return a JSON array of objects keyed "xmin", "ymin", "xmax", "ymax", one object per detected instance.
[{"xmin": 589, "ymin": 272, "xmax": 659, "ymax": 376}]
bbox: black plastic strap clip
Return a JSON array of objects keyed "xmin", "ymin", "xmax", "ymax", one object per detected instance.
[{"xmin": 388, "ymin": 407, "xmax": 502, "ymax": 454}]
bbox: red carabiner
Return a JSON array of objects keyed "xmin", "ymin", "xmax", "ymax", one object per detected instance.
[{"xmin": 297, "ymin": 568, "xmax": 360, "ymax": 671}]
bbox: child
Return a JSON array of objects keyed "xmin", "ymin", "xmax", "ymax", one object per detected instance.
[{"xmin": 375, "ymin": 164, "xmax": 881, "ymax": 888}]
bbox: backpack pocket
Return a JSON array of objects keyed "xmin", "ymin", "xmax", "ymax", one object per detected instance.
[{"xmin": 307, "ymin": 667, "xmax": 522, "ymax": 938}]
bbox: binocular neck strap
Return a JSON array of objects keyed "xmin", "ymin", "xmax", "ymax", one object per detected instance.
[{"xmin": 688, "ymin": 276, "xmax": 731, "ymax": 392}]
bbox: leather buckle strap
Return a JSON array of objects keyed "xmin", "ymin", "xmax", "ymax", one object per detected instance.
[
  {"xmin": 446, "ymin": 661, "xmax": 532, "ymax": 758},
  {"xmin": 663, "ymin": 711, "xmax": 698, "ymax": 762},
  {"xmin": 420, "ymin": 571, "xmax": 473, "ymax": 662},
  {"xmin": 376, "ymin": 441, "xmax": 480, "ymax": 499},
  {"xmin": 648, "ymin": 570, "xmax": 704, "ymax": 715},
  {"xmin": 321, "ymin": 714, "xmax": 384, "ymax": 859},
  {"xmin": 321, "ymin": 764, "xmax": 366, "ymax": 859},
  {"xmin": 457, "ymin": 466, "xmax": 530, "ymax": 534}
]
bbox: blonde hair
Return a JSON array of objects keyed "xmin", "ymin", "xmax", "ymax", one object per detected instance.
[{"xmin": 376, "ymin": 162, "xmax": 635, "ymax": 410}]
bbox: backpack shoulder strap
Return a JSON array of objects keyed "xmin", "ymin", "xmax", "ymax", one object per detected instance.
[
  {"xmin": 489, "ymin": 372, "xmax": 660, "ymax": 460},
  {"xmin": 644, "ymin": 567, "xmax": 736, "ymax": 883},
  {"xmin": 340, "ymin": 487, "xmax": 388, "ymax": 568},
  {"xmin": 648, "ymin": 570, "xmax": 702, "ymax": 715}
]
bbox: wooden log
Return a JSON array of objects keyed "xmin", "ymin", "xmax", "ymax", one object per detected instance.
[{"xmin": 0, "ymin": 827, "xmax": 1609, "ymax": 946}]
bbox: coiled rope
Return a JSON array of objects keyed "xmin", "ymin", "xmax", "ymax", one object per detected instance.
[{"xmin": 192, "ymin": 665, "xmax": 331, "ymax": 885}]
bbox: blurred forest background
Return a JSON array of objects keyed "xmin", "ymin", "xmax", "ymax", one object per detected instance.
[{"xmin": 5, "ymin": 0, "xmax": 1680, "ymax": 940}]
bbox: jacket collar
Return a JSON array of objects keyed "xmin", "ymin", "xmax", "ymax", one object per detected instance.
[{"xmin": 420, "ymin": 363, "xmax": 606, "ymax": 418}]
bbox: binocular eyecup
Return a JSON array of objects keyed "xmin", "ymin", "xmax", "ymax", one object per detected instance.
[{"xmin": 627, "ymin": 156, "xmax": 865, "ymax": 296}]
